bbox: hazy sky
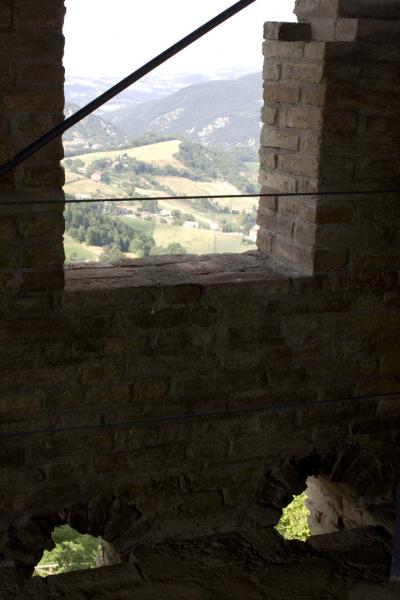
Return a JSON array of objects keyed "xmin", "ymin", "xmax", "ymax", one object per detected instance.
[{"xmin": 64, "ymin": 0, "xmax": 296, "ymax": 78}]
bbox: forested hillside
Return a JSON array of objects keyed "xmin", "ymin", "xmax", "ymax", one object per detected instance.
[
  {"xmin": 109, "ymin": 73, "xmax": 262, "ymax": 148},
  {"xmin": 64, "ymin": 103, "xmax": 129, "ymax": 156}
]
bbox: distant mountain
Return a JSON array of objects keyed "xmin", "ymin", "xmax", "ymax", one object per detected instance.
[
  {"xmin": 107, "ymin": 72, "xmax": 263, "ymax": 148},
  {"xmin": 63, "ymin": 103, "xmax": 129, "ymax": 156},
  {"xmin": 64, "ymin": 69, "xmax": 256, "ymax": 113}
]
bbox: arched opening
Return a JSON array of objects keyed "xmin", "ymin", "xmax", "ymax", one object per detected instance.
[
  {"xmin": 34, "ymin": 525, "xmax": 101, "ymax": 577},
  {"xmin": 276, "ymin": 491, "xmax": 310, "ymax": 541}
]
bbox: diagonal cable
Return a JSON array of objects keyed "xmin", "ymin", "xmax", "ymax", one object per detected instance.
[{"xmin": 0, "ymin": 0, "xmax": 257, "ymax": 178}]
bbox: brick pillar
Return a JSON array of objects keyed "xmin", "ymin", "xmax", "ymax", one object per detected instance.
[
  {"xmin": 0, "ymin": 0, "xmax": 66, "ymax": 297},
  {"xmin": 258, "ymin": 0, "xmax": 400, "ymax": 285}
]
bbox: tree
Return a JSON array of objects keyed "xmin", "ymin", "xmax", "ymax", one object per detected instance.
[
  {"xmin": 275, "ymin": 492, "xmax": 310, "ymax": 541},
  {"xmin": 99, "ymin": 245, "xmax": 123, "ymax": 262},
  {"xmin": 35, "ymin": 525, "xmax": 100, "ymax": 576},
  {"xmin": 151, "ymin": 243, "xmax": 187, "ymax": 256}
]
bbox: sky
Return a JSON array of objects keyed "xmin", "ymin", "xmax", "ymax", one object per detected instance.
[{"xmin": 63, "ymin": 0, "xmax": 296, "ymax": 78}]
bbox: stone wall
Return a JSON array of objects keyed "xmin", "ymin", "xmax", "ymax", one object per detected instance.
[
  {"xmin": 1, "ymin": 0, "xmax": 400, "ymax": 597},
  {"xmin": 1, "ymin": 254, "xmax": 400, "ymax": 580},
  {"xmin": 258, "ymin": 2, "xmax": 400, "ymax": 280},
  {"xmin": 0, "ymin": 0, "xmax": 65, "ymax": 296}
]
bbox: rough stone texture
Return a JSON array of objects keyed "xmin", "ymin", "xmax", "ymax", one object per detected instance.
[
  {"xmin": 258, "ymin": 5, "xmax": 400, "ymax": 279},
  {"xmin": 0, "ymin": 528, "xmax": 397, "ymax": 599},
  {"xmin": 1, "ymin": 0, "xmax": 400, "ymax": 598},
  {"xmin": 0, "ymin": 0, "xmax": 65, "ymax": 296},
  {"xmin": 1, "ymin": 254, "xmax": 400, "ymax": 593}
]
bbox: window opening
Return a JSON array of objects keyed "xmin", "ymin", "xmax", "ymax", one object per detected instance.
[
  {"xmin": 276, "ymin": 492, "xmax": 311, "ymax": 542},
  {"xmin": 34, "ymin": 525, "xmax": 101, "ymax": 577},
  {"xmin": 62, "ymin": 1, "xmax": 296, "ymax": 265}
]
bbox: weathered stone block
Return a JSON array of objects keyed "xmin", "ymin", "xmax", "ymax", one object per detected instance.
[
  {"xmin": 264, "ymin": 81, "xmax": 301, "ymax": 104},
  {"xmin": 261, "ymin": 105, "xmax": 278, "ymax": 125},
  {"xmin": 279, "ymin": 105, "xmax": 323, "ymax": 130},
  {"xmin": 279, "ymin": 154, "xmax": 320, "ymax": 177},
  {"xmin": 263, "ymin": 63, "xmax": 281, "ymax": 81},
  {"xmin": 16, "ymin": 0, "xmax": 65, "ymax": 28},
  {"xmin": 259, "ymin": 171, "xmax": 297, "ymax": 193},
  {"xmin": 264, "ymin": 22, "xmax": 312, "ymax": 42},
  {"xmin": 301, "ymin": 83, "xmax": 327, "ymax": 105},
  {"xmin": 282, "ymin": 62, "xmax": 325, "ymax": 83},
  {"xmin": 0, "ymin": 2, "xmax": 12, "ymax": 31},
  {"xmin": 261, "ymin": 126, "xmax": 300, "ymax": 150},
  {"xmin": 17, "ymin": 63, "xmax": 65, "ymax": 83},
  {"xmin": 263, "ymin": 40, "xmax": 305, "ymax": 59},
  {"xmin": 295, "ymin": 0, "xmax": 340, "ymax": 19}
]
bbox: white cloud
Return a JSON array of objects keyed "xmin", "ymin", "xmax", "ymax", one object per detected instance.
[{"xmin": 63, "ymin": 0, "xmax": 295, "ymax": 77}]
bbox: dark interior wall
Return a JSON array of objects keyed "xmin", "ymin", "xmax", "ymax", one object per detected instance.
[
  {"xmin": 0, "ymin": 0, "xmax": 66, "ymax": 297},
  {"xmin": 1, "ymin": 0, "xmax": 400, "ymax": 596},
  {"xmin": 1, "ymin": 255, "xmax": 400, "ymax": 574}
]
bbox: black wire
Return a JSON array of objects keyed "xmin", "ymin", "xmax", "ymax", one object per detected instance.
[
  {"xmin": 1, "ymin": 390, "xmax": 399, "ymax": 439},
  {"xmin": 0, "ymin": 0, "xmax": 257, "ymax": 178},
  {"xmin": 1, "ymin": 189, "xmax": 400, "ymax": 207}
]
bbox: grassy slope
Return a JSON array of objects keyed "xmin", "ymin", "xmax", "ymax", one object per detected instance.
[
  {"xmin": 64, "ymin": 234, "xmax": 99, "ymax": 262},
  {"xmin": 63, "ymin": 140, "xmax": 259, "ymax": 260},
  {"xmin": 153, "ymin": 224, "xmax": 254, "ymax": 254},
  {"xmin": 121, "ymin": 219, "xmax": 255, "ymax": 255},
  {"xmin": 73, "ymin": 140, "xmax": 184, "ymax": 168}
]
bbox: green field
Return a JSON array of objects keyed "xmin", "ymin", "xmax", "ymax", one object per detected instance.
[
  {"xmin": 124, "ymin": 222, "xmax": 255, "ymax": 255},
  {"xmin": 70, "ymin": 140, "xmax": 184, "ymax": 168},
  {"xmin": 64, "ymin": 234, "xmax": 99, "ymax": 263},
  {"xmin": 119, "ymin": 216, "xmax": 155, "ymax": 235},
  {"xmin": 244, "ymin": 162, "xmax": 259, "ymax": 173}
]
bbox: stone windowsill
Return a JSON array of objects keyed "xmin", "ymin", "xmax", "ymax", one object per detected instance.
[{"xmin": 64, "ymin": 251, "xmax": 303, "ymax": 296}]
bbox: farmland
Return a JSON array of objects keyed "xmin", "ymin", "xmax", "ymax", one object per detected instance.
[{"xmin": 63, "ymin": 139, "xmax": 259, "ymax": 263}]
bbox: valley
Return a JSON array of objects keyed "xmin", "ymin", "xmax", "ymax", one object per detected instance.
[{"xmin": 63, "ymin": 139, "xmax": 259, "ymax": 263}]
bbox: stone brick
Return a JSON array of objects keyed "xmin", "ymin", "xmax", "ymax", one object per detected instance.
[
  {"xmin": 335, "ymin": 18, "xmax": 359, "ymax": 41},
  {"xmin": 264, "ymin": 22, "xmax": 311, "ymax": 42},
  {"xmin": 0, "ymin": 2, "xmax": 12, "ymax": 31},
  {"xmin": 260, "ymin": 171, "xmax": 297, "ymax": 193},
  {"xmin": 264, "ymin": 81, "xmax": 301, "ymax": 104},
  {"xmin": 299, "ymin": 130, "xmax": 321, "ymax": 153},
  {"xmin": 257, "ymin": 152, "xmax": 275, "ymax": 176},
  {"xmin": 17, "ymin": 63, "xmax": 64, "ymax": 83},
  {"xmin": 0, "ymin": 61, "xmax": 15, "ymax": 86},
  {"xmin": 261, "ymin": 106, "xmax": 278, "ymax": 125},
  {"xmin": 14, "ymin": 114, "xmax": 61, "ymax": 137},
  {"xmin": 263, "ymin": 40, "xmax": 305, "ymax": 60},
  {"xmin": 278, "ymin": 154, "xmax": 320, "ymax": 177},
  {"xmin": 19, "ymin": 164, "xmax": 65, "ymax": 188},
  {"xmin": 0, "ymin": 216, "xmax": 17, "ymax": 241},
  {"xmin": 310, "ymin": 17, "xmax": 337, "ymax": 41},
  {"xmin": 16, "ymin": 0, "xmax": 65, "ymax": 28},
  {"xmin": 316, "ymin": 206, "xmax": 353, "ymax": 224},
  {"xmin": 279, "ymin": 105, "xmax": 323, "ymax": 130},
  {"xmin": 301, "ymin": 83, "xmax": 326, "ymax": 105},
  {"xmin": 0, "ymin": 31, "xmax": 64, "ymax": 60},
  {"xmin": 2, "ymin": 87, "xmax": 64, "ymax": 111},
  {"xmin": 365, "ymin": 116, "xmax": 388, "ymax": 133},
  {"xmin": 281, "ymin": 62, "xmax": 325, "ymax": 84},
  {"xmin": 261, "ymin": 126, "xmax": 300, "ymax": 150},
  {"xmin": 324, "ymin": 110, "xmax": 358, "ymax": 135},
  {"xmin": 320, "ymin": 156, "xmax": 354, "ymax": 178},
  {"xmin": 295, "ymin": 0, "xmax": 340, "ymax": 19},
  {"xmin": 304, "ymin": 42, "xmax": 327, "ymax": 60},
  {"xmin": 263, "ymin": 63, "xmax": 281, "ymax": 81},
  {"xmin": 324, "ymin": 64, "xmax": 361, "ymax": 84}
]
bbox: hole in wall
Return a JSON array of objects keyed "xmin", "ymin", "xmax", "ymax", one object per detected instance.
[
  {"xmin": 276, "ymin": 491, "xmax": 311, "ymax": 541},
  {"xmin": 33, "ymin": 525, "xmax": 101, "ymax": 577}
]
